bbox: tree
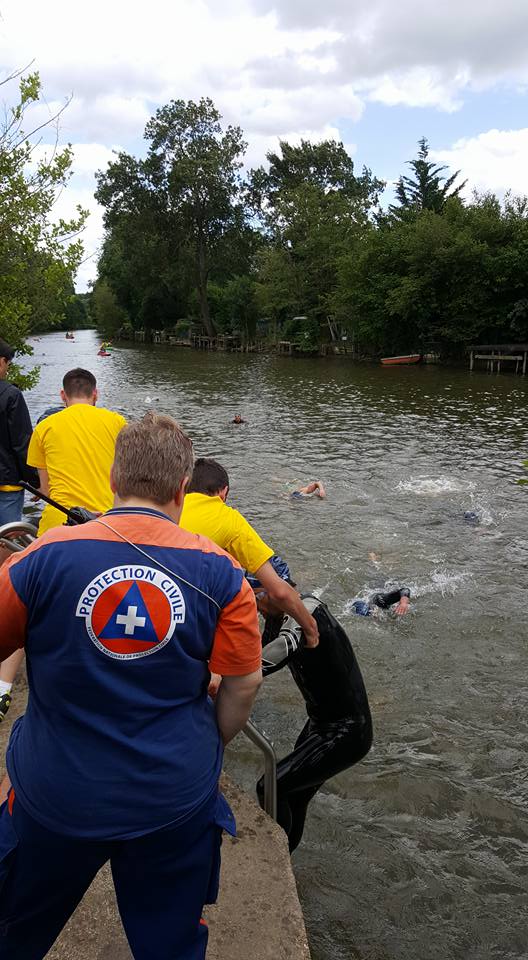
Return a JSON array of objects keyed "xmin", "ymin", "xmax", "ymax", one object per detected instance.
[
  {"xmin": 249, "ymin": 139, "xmax": 383, "ymax": 336},
  {"xmin": 0, "ymin": 68, "xmax": 87, "ymax": 386},
  {"xmin": 333, "ymin": 190, "xmax": 528, "ymax": 357},
  {"xmin": 91, "ymin": 280, "xmax": 128, "ymax": 337},
  {"xmin": 96, "ymin": 98, "xmax": 247, "ymax": 337},
  {"xmin": 390, "ymin": 137, "xmax": 466, "ymax": 219}
]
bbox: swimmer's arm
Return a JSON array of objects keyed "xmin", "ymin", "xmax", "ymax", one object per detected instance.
[
  {"xmin": 393, "ymin": 596, "xmax": 410, "ymax": 616},
  {"xmin": 372, "ymin": 587, "xmax": 411, "ymax": 615},
  {"xmin": 298, "ymin": 481, "xmax": 326, "ymax": 498},
  {"xmin": 393, "ymin": 588, "xmax": 411, "ymax": 616}
]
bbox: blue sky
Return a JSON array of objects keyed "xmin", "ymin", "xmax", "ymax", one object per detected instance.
[{"xmin": 1, "ymin": 0, "xmax": 527, "ymax": 288}]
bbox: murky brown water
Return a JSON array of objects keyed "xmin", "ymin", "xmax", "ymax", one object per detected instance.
[{"xmin": 25, "ymin": 330, "xmax": 528, "ymax": 960}]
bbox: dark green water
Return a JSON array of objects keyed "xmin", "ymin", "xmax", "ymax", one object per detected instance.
[{"xmin": 26, "ymin": 331, "xmax": 528, "ymax": 960}]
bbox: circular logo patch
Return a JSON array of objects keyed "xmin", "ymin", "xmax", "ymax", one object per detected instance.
[{"xmin": 75, "ymin": 565, "xmax": 186, "ymax": 660}]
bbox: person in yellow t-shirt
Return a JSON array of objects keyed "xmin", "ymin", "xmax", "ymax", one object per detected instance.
[
  {"xmin": 180, "ymin": 458, "xmax": 318, "ymax": 649},
  {"xmin": 0, "ymin": 368, "xmax": 126, "ymax": 722},
  {"xmin": 27, "ymin": 367, "xmax": 126, "ymax": 536}
]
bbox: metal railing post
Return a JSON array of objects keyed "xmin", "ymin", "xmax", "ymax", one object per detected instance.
[
  {"xmin": 243, "ymin": 719, "xmax": 277, "ymax": 821},
  {"xmin": 0, "ymin": 521, "xmax": 37, "ymax": 553}
]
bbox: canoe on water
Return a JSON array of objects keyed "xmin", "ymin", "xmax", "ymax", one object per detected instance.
[{"xmin": 380, "ymin": 354, "xmax": 421, "ymax": 366}]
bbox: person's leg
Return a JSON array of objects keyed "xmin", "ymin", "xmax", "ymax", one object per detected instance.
[
  {"xmin": 0, "ymin": 490, "xmax": 24, "ymax": 526},
  {"xmin": 0, "ymin": 790, "xmax": 109, "ymax": 959},
  {"xmin": 111, "ymin": 791, "xmax": 231, "ymax": 960},
  {"xmin": 257, "ymin": 715, "xmax": 372, "ymax": 851},
  {"xmin": 286, "ymin": 783, "xmax": 321, "ymax": 853}
]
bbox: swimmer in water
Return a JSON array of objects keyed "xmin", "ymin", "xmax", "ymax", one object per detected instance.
[
  {"xmin": 351, "ymin": 587, "xmax": 411, "ymax": 617},
  {"xmin": 290, "ymin": 480, "xmax": 326, "ymax": 501},
  {"xmin": 247, "ymin": 557, "xmax": 372, "ymax": 853},
  {"xmin": 232, "ymin": 414, "xmax": 245, "ymax": 424}
]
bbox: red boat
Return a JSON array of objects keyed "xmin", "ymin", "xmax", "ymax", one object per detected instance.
[{"xmin": 380, "ymin": 354, "xmax": 421, "ymax": 366}]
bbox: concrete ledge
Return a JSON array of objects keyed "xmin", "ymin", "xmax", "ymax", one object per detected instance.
[{"xmin": 1, "ymin": 680, "xmax": 310, "ymax": 959}]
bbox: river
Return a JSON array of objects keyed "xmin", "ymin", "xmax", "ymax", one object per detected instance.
[{"xmin": 24, "ymin": 330, "xmax": 528, "ymax": 960}]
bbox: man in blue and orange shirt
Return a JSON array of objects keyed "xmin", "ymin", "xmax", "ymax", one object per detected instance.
[{"xmin": 0, "ymin": 412, "xmax": 262, "ymax": 960}]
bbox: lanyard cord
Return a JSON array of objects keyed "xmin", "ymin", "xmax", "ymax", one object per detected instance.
[{"xmin": 94, "ymin": 517, "xmax": 221, "ymax": 611}]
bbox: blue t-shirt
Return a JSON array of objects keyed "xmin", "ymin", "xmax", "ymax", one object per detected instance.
[{"xmin": 0, "ymin": 508, "xmax": 261, "ymax": 839}]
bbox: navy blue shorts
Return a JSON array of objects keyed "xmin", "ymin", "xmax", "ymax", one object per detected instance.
[{"xmin": 0, "ymin": 787, "xmax": 235, "ymax": 960}]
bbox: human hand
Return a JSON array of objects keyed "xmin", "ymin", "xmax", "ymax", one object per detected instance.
[
  {"xmin": 394, "ymin": 597, "xmax": 410, "ymax": 616},
  {"xmin": 208, "ymin": 673, "xmax": 222, "ymax": 698}
]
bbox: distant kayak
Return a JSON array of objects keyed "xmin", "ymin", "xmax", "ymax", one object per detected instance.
[
  {"xmin": 381, "ymin": 354, "xmax": 421, "ymax": 366},
  {"xmin": 97, "ymin": 350, "xmax": 111, "ymax": 357}
]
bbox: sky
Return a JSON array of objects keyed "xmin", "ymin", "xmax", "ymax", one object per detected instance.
[{"xmin": 1, "ymin": 0, "xmax": 528, "ymax": 290}]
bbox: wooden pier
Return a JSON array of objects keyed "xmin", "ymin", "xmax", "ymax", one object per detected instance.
[{"xmin": 468, "ymin": 343, "xmax": 528, "ymax": 374}]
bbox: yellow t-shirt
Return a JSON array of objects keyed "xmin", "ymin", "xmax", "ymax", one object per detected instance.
[
  {"xmin": 179, "ymin": 492, "xmax": 274, "ymax": 574},
  {"xmin": 27, "ymin": 404, "xmax": 126, "ymax": 535}
]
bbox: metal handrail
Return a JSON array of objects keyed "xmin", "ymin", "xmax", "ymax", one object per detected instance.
[
  {"xmin": 244, "ymin": 719, "xmax": 277, "ymax": 821},
  {"xmin": 0, "ymin": 521, "xmax": 37, "ymax": 553}
]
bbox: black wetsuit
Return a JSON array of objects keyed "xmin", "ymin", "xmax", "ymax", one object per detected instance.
[
  {"xmin": 370, "ymin": 587, "xmax": 410, "ymax": 609},
  {"xmin": 257, "ymin": 599, "xmax": 372, "ymax": 852}
]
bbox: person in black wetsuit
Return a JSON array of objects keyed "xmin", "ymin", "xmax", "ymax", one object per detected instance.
[
  {"xmin": 247, "ymin": 558, "xmax": 374, "ymax": 853},
  {"xmin": 352, "ymin": 587, "xmax": 411, "ymax": 617}
]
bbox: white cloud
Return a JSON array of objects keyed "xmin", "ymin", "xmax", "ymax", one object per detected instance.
[{"xmin": 432, "ymin": 129, "xmax": 528, "ymax": 199}]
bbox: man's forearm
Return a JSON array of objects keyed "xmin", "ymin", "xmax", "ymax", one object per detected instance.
[
  {"xmin": 268, "ymin": 581, "xmax": 317, "ymax": 639},
  {"xmin": 215, "ymin": 671, "xmax": 262, "ymax": 745}
]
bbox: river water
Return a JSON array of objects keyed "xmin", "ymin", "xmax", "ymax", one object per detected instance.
[{"xmin": 24, "ymin": 330, "xmax": 528, "ymax": 960}]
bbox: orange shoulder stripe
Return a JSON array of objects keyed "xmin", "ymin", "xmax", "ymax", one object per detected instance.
[{"xmin": 4, "ymin": 513, "xmax": 245, "ymax": 572}]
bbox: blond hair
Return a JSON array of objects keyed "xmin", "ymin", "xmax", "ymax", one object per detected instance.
[{"xmin": 113, "ymin": 412, "xmax": 194, "ymax": 505}]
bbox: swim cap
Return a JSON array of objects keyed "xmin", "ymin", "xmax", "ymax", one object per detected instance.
[
  {"xmin": 246, "ymin": 554, "xmax": 291, "ymax": 589},
  {"xmin": 463, "ymin": 510, "xmax": 480, "ymax": 524},
  {"xmin": 352, "ymin": 600, "xmax": 371, "ymax": 617}
]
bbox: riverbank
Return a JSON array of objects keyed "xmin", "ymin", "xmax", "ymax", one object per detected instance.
[{"xmin": 0, "ymin": 677, "xmax": 311, "ymax": 960}]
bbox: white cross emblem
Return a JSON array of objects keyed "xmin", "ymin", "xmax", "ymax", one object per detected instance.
[{"xmin": 116, "ymin": 605, "xmax": 146, "ymax": 636}]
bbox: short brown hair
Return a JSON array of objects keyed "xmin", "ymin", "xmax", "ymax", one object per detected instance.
[
  {"xmin": 187, "ymin": 458, "xmax": 229, "ymax": 495},
  {"xmin": 63, "ymin": 368, "xmax": 97, "ymax": 398},
  {"xmin": 113, "ymin": 412, "xmax": 194, "ymax": 504}
]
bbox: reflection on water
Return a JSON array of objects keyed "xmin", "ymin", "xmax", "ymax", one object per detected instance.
[{"xmin": 25, "ymin": 331, "xmax": 528, "ymax": 960}]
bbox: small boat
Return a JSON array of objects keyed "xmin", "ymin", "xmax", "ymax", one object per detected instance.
[
  {"xmin": 97, "ymin": 350, "xmax": 111, "ymax": 357},
  {"xmin": 380, "ymin": 354, "xmax": 421, "ymax": 366}
]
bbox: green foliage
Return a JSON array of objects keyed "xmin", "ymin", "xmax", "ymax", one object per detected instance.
[
  {"xmin": 333, "ymin": 190, "xmax": 528, "ymax": 356},
  {"xmin": 248, "ymin": 139, "xmax": 384, "ymax": 331},
  {"xmin": 281, "ymin": 315, "xmax": 320, "ymax": 353},
  {"xmin": 0, "ymin": 68, "xmax": 87, "ymax": 387},
  {"xmin": 390, "ymin": 137, "xmax": 467, "ymax": 219},
  {"xmin": 208, "ymin": 276, "xmax": 259, "ymax": 339},
  {"xmin": 93, "ymin": 119, "xmax": 528, "ymax": 359},
  {"xmin": 91, "ymin": 280, "xmax": 128, "ymax": 337},
  {"xmin": 96, "ymin": 98, "xmax": 248, "ymax": 337}
]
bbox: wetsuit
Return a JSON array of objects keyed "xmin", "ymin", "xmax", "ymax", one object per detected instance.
[
  {"xmin": 258, "ymin": 598, "xmax": 372, "ymax": 852},
  {"xmin": 370, "ymin": 587, "xmax": 410, "ymax": 609}
]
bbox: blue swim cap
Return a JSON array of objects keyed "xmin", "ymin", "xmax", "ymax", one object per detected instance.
[
  {"xmin": 463, "ymin": 510, "xmax": 480, "ymax": 524},
  {"xmin": 246, "ymin": 554, "xmax": 291, "ymax": 589},
  {"xmin": 352, "ymin": 600, "xmax": 371, "ymax": 617}
]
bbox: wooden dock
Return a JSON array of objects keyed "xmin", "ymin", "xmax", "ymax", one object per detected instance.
[{"xmin": 468, "ymin": 343, "xmax": 528, "ymax": 374}]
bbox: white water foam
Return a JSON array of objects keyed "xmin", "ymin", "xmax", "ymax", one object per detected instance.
[
  {"xmin": 397, "ymin": 475, "xmax": 476, "ymax": 496},
  {"xmin": 409, "ymin": 569, "xmax": 473, "ymax": 598}
]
